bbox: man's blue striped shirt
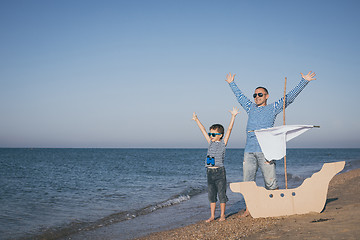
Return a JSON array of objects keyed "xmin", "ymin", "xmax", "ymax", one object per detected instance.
[{"xmin": 229, "ymin": 78, "xmax": 309, "ymax": 153}]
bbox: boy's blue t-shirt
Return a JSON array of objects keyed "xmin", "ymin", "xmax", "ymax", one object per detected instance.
[{"xmin": 206, "ymin": 140, "xmax": 225, "ymax": 167}]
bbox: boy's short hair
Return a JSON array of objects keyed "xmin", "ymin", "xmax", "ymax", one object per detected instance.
[{"xmin": 210, "ymin": 124, "xmax": 224, "ymax": 139}]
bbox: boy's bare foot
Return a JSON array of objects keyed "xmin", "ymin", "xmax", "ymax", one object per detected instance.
[
  {"xmin": 205, "ymin": 217, "xmax": 215, "ymax": 223},
  {"xmin": 219, "ymin": 216, "xmax": 226, "ymax": 221}
]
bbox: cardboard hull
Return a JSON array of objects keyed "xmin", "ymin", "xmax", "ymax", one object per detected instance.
[{"xmin": 230, "ymin": 161, "xmax": 345, "ymax": 218}]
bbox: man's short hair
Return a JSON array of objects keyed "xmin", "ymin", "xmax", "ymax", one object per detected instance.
[
  {"xmin": 210, "ymin": 124, "xmax": 224, "ymax": 139},
  {"xmin": 255, "ymin": 86, "xmax": 269, "ymax": 94}
]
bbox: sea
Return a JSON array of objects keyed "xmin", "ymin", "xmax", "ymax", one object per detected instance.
[{"xmin": 1, "ymin": 148, "xmax": 360, "ymax": 240}]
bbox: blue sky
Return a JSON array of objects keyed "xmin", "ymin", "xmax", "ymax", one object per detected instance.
[{"xmin": 1, "ymin": 0, "xmax": 359, "ymax": 148}]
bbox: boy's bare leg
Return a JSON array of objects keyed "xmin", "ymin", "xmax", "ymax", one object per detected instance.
[
  {"xmin": 206, "ymin": 202, "xmax": 216, "ymax": 222},
  {"xmin": 219, "ymin": 203, "xmax": 226, "ymax": 221}
]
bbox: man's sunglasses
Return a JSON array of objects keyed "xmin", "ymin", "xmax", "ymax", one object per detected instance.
[
  {"xmin": 253, "ymin": 93, "xmax": 265, "ymax": 98},
  {"xmin": 208, "ymin": 133, "xmax": 222, "ymax": 137}
]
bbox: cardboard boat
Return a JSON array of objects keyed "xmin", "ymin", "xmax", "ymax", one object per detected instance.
[{"xmin": 230, "ymin": 161, "xmax": 345, "ymax": 218}]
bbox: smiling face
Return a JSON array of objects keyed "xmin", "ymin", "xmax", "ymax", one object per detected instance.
[{"xmin": 253, "ymin": 87, "xmax": 269, "ymax": 107}]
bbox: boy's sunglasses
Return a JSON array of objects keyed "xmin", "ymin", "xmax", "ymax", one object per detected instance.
[
  {"xmin": 208, "ymin": 133, "xmax": 222, "ymax": 137},
  {"xmin": 253, "ymin": 93, "xmax": 265, "ymax": 98}
]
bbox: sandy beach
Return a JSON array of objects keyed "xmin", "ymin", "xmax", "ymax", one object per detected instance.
[{"xmin": 135, "ymin": 168, "xmax": 360, "ymax": 240}]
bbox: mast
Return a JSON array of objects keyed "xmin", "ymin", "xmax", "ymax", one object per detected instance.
[{"xmin": 283, "ymin": 77, "xmax": 288, "ymax": 189}]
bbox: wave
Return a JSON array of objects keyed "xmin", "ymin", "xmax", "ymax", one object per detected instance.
[
  {"xmin": 26, "ymin": 185, "xmax": 207, "ymax": 240},
  {"xmin": 344, "ymin": 159, "xmax": 360, "ymax": 172},
  {"xmin": 286, "ymin": 173, "xmax": 305, "ymax": 182}
]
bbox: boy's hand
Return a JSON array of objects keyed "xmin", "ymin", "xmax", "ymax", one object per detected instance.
[
  {"xmin": 229, "ymin": 107, "xmax": 239, "ymax": 116},
  {"xmin": 225, "ymin": 73, "xmax": 236, "ymax": 83},
  {"xmin": 300, "ymin": 71, "xmax": 316, "ymax": 81},
  {"xmin": 192, "ymin": 112, "xmax": 198, "ymax": 121}
]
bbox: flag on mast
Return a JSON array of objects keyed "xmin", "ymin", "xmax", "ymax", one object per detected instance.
[{"xmin": 254, "ymin": 125, "xmax": 315, "ymax": 161}]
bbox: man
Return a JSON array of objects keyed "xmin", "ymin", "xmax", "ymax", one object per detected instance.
[{"xmin": 225, "ymin": 71, "xmax": 316, "ymax": 217}]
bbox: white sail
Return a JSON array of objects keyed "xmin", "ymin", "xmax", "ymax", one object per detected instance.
[{"xmin": 254, "ymin": 125, "xmax": 314, "ymax": 161}]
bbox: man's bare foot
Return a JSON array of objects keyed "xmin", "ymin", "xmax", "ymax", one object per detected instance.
[
  {"xmin": 238, "ymin": 209, "xmax": 250, "ymax": 218},
  {"xmin": 205, "ymin": 217, "xmax": 215, "ymax": 223},
  {"xmin": 219, "ymin": 216, "xmax": 226, "ymax": 221}
]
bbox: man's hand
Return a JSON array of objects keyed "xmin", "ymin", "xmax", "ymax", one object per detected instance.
[
  {"xmin": 301, "ymin": 71, "xmax": 316, "ymax": 81},
  {"xmin": 225, "ymin": 73, "xmax": 236, "ymax": 83}
]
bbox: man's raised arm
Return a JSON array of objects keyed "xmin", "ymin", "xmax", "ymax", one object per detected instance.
[
  {"xmin": 274, "ymin": 71, "xmax": 316, "ymax": 114},
  {"xmin": 226, "ymin": 72, "xmax": 253, "ymax": 113},
  {"xmin": 301, "ymin": 71, "xmax": 316, "ymax": 81}
]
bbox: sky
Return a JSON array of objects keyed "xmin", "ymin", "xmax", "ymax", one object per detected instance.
[{"xmin": 1, "ymin": 0, "xmax": 359, "ymax": 148}]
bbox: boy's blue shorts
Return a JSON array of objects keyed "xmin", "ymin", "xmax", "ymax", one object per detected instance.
[{"xmin": 206, "ymin": 167, "xmax": 228, "ymax": 203}]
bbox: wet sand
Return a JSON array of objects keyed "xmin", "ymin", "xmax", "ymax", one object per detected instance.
[{"xmin": 135, "ymin": 168, "xmax": 360, "ymax": 240}]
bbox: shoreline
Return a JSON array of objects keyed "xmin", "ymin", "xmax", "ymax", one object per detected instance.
[{"xmin": 135, "ymin": 168, "xmax": 360, "ymax": 240}]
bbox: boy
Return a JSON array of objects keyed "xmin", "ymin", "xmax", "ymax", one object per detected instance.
[{"xmin": 192, "ymin": 107, "xmax": 239, "ymax": 222}]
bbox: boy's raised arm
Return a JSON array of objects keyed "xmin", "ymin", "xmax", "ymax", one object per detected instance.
[
  {"xmin": 223, "ymin": 107, "xmax": 239, "ymax": 146},
  {"xmin": 192, "ymin": 112, "xmax": 211, "ymax": 144}
]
